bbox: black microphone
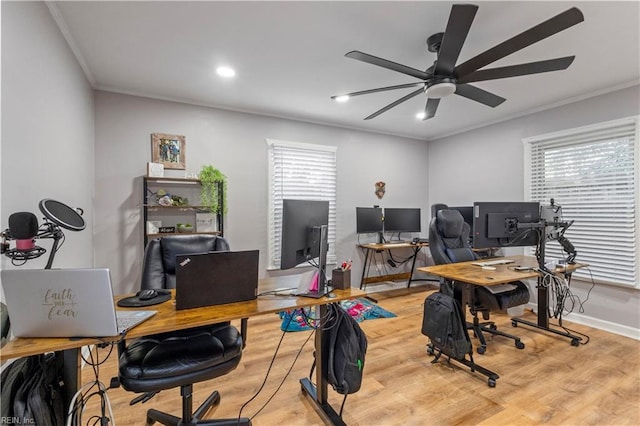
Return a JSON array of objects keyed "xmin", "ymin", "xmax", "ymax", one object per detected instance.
[{"xmin": 8, "ymin": 212, "xmax": 39, "ymax": 251}]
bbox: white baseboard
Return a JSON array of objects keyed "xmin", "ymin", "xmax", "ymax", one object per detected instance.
[{"xmin": 524, "ymin": 302, "xmax": 640, "ymax": 340}]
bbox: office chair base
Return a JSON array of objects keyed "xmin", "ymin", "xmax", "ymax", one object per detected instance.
[{"xmin": 145, "ymin": 386, "xmax": 251, "ymax": 426}]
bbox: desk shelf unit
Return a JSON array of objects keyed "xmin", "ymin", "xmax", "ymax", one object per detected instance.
[{"xmin": 143, "ymin": 176, "xmax": 224, "ymax": 247}]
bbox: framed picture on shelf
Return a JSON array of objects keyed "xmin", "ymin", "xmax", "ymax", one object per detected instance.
[
  {"xmin": 151, "ymin": 133, "xmax": 186, "ymax": 170},
  {"xmin": 147, "ymin": 162, "xmax": 164, "ymax": 177},
  {"xmin": 147, "ymin": 220, "xmax": 162, "ymax": 234},
  {"xmin": 196, "ymin": 213, "xmax": 217, "ymax": 232}
]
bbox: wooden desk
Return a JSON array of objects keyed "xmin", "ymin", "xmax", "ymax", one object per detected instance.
[
  {"xmin": 418, "ymin": 255, "xmax": 587, "ymax": 344},
  {"xmin": 1, "ymin": 277, "xmax": 365, "ymax": 426},
  {"xmin": 358, "ymin": 242, "xmax": 429, "ymax": 290}
]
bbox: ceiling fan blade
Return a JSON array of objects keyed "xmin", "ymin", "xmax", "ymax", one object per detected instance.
[
  {"xmin": 434, "ymin": 4, "xmax": 478, "ymax": 76},
  {"xmin": 455, "ymin": 84, "xmax": 506, "ymax": 108},
  {"xmin": 331, "ymin": 82, "xmax": 425, "ymax": 99},
  {"xmin": 364, "ymin": 88, "xmax": 424, "ymax": 120},
  {"xmin": 458, "ymin": 56, "xmax": 575, "ymax": 84},
  {"xmin": 423, "ymin": 98, "xmax": 440, "ymax": 121},
  {"xmin": 346, "ymin": 51, "xmax": 430, "ymax": 81},
  {"xmin": 454, "ymin": 7, "xmax": 584, "ymax": 79}
]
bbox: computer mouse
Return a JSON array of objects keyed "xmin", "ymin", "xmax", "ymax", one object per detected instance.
[{"xmin": 137, "ymin": 289, "xmax": 158, "ymax": 301}]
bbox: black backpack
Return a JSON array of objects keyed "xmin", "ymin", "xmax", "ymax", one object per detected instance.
[
  {"xmin": 324, "ymin": 303, "xmax": 368, "ymax": 395},
  {"xmin": 0, "ymin": 353, "xmax": 65, "ymax": 425},
  {"xmin": 421, "ymin": 291, "xmax": 472, "ymax": 360}
]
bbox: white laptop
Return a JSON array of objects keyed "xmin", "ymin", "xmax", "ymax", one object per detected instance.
[{"xmin": 1, "ymin": 268, "xmax": 156, "ymax": 338}]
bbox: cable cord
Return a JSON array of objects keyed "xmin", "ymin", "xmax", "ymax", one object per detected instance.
[
  {"xmin": 67, "ymin": 343, "xmax": 117, "ymax": 426},
  {"xmin": 238, "ymin": 304, "xmax": 343, "ymax": 424},
  {"xmin": 249, "ymin": 330, "xmax": 315, "ymax": 421},
  {"xmin": 237, "ymin": 311, "xmax": 303, "ymax": 422}
]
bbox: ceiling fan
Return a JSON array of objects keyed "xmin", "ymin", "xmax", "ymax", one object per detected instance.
[{"xmin": 332, "ymin": 4, "xmax": 584, "ymax": 121}]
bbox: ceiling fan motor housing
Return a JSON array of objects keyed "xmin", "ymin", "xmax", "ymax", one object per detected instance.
[{"xmin": 425, "ymin": 78, "xmax": 457, "ymax": 98}]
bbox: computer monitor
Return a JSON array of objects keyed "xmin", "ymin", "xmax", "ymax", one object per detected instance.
[
  {"xmin": 280, "ymin": 199, "xmax": 329, "ymax": 273},
  {"xmin": 356, "ymin": 207, "xmax": 383, "ymax": 234},
  {"xmin": 383, "ymin": 208, "xmax": 421, "ymax": 233},
  {"xmin": 472, "ymin": 202, "xmax": 541, "ymax": 249},
  {"xmin": 449, "ymin": 206, "xmax": 473, "ymax": 229}
]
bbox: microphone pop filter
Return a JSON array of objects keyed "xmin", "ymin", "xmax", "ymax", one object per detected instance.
[{"xmin": 38, "ymin": 199, "xmax": 85, "ymax": 231}]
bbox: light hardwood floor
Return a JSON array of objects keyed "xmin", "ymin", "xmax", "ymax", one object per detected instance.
[{"xmin": 87, "ymin": 286, "xmax": 640, "ymax": 425}]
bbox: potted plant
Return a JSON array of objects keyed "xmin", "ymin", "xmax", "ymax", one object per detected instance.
[
  {"xmin": 199, "ymin": 165, "xmax": 227, "ymax": 215},
  {"xmin": 176, "ymin": 223, "xmax": 194, "ymax": 233}
]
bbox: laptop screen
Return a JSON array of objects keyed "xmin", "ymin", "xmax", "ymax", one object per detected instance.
[{"xmin": 175, "ymin": 250, "xmax": 259, "ymax": 310}]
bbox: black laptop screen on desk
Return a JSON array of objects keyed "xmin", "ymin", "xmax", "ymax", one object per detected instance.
[{"xmin": 175, "ymin": 250, "xmax": 259, "ymax": 310}]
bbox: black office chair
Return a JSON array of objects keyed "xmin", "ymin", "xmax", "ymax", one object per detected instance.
[
  {"xmin": 429, "ymin": 208, "xmax": 529, "ymax": 354},
  {"xmin": 118, "ymin": 234, "xmax": 251, "ymax": 425}
]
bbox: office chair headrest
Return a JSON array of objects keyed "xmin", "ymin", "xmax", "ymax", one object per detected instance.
[
  {"xmin": 437, "ymin": 210, "xmax": 464, "ymax": 238},
  {"xmin": 430, "ymin": 203, "xmax": 449, "ymax": 219},
  {"xmin": 158, "ymin": 235, "xmax": 229, "ymax": 274}
]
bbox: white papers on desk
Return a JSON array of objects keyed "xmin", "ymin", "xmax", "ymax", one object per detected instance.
[{"xmin": 483, "ymin": 283, "xmax": 517, "ymax": 294}]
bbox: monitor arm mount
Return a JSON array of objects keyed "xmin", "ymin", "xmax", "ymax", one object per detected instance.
[{"xmin": 516, "ymin": 219, "xmax": 576, "ymax": 271}]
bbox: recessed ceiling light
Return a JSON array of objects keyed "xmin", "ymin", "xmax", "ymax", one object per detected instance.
[
  {"xmin": 416, "ymin": 112, "xmax": 426, "ymax": 120},
  {"xmin": 216, "ymin": 66, "xmax": 235, "ymax": 78},
  {"xmin": 334, "ymin": 95, "xmax": 349, "ymax": 103}
]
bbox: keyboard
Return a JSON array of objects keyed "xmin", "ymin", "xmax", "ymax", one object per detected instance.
[
  {"xmin": 116, "ymin": 311, "xmax": 156, "ymax": 333},
  {"xmin": 471, "ymin": 259, "xmax": 515, "ymax": 267}
]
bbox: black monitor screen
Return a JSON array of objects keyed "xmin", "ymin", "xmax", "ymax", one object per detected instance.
[
  {"xmin": 473, "ymin": 202, "xmax": 540, "ymax": 249},
  {"xmin": 449, "ymin": 206, "xmax": 473, "ymax": 229},
  {"xmin": 356, "ymin": 207, "xmax": 383, "ymax": 234},
  {"xmin": 384, "ymin": 208, "xmax": 421, "ymax": 233},
  {"xmin": 281, "ymin": 199, "xmax": 329, "ymax": 270}
]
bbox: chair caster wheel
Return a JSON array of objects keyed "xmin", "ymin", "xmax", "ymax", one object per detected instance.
[
  {"xmin": 571, "ymin": 338, "xmax": 580, "ymax": 347},
  {"xmin": 477, "ymin": 346, "xmax": 486, "ymax": 355},
  {"xmin": 427, "ymin": 344, "xmax": 434, "ymax": 355},
  {"xmin": 488, "ymin": 378, "xmax": 496, "ymax": 387},
  {"xmin": 489, "ymin": 324, "xmax": 497, "ymax": 331},
  {"xmin": 511, "ymin": 320, "xmax": 518, "ymax": 327},
  {"xmin": 515, "ymin": 341, "xmax": 525, "ymax": 350}
]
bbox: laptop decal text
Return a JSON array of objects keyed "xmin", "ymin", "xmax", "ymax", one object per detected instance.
[{"xmin": 43, "ymin": 288, "xmax": 78, "ymax": 320}]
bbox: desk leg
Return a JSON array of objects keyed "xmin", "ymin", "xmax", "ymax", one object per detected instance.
[
  {"xmin": 406, "ymin": 246, "xmax": 420, "ymax": 288},
  {"xmin": 359, "ymin": 248, "xmax": 370, "ymax": 290},
  {"xmin": 60, "ymin": 348, "xmax": 81, "ymax": 416},
  {"xmin": 358, "ymin": 248, "xmax": 378, "ymax": 303},
  {"xmin": 511, "ymin": 277, "xmax": 582, "ymax": 346},
  {"xmin": 300, "ymin": 304, "xmax": 346, "ymax": 426}
]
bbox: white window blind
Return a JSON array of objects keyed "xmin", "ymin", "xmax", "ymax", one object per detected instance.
[
  {"xmin": 267, "ymin": 139, "xmax": 337, "ymax": 269},
  {"xmin": 524, "ymin": 117, "xmax": 639, "ymax": 287}
]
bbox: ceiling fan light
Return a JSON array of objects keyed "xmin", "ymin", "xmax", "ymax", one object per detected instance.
[
  {"xmin": 425, "ymin": 82, "xmax": 456, "ymax": 98},
  {"xmin": 335, "ymin": 95, "xmax": 349, "ymax": 103},
  {"xmin": 416, "ymin": 112, "xmax": 426, "ymax": 120}
]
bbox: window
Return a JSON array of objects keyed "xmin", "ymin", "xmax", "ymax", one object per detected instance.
[
  {"xmin": 267, "ymin": 139, "xmax": 337, "ymax": 269},
  {"xmin": 524, "ymin": 117, "xmax": 639, "ymax": 287}
]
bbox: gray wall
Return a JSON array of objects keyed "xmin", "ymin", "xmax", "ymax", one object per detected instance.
[
  {"xmin": 428, "ymin": 85, "xmax": 640, "ymax": 336},
  {"xmin": 94, "ymin": 91, "xmax": 430, "ymax": 295},
  {"xmin": 1, "ymin": 2, "xmax": 94, "ymax": 279}
]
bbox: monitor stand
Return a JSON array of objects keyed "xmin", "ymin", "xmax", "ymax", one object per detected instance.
[{"xmin": 298, "ymin": 224, "xmax": 333, "ymax": 299}]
